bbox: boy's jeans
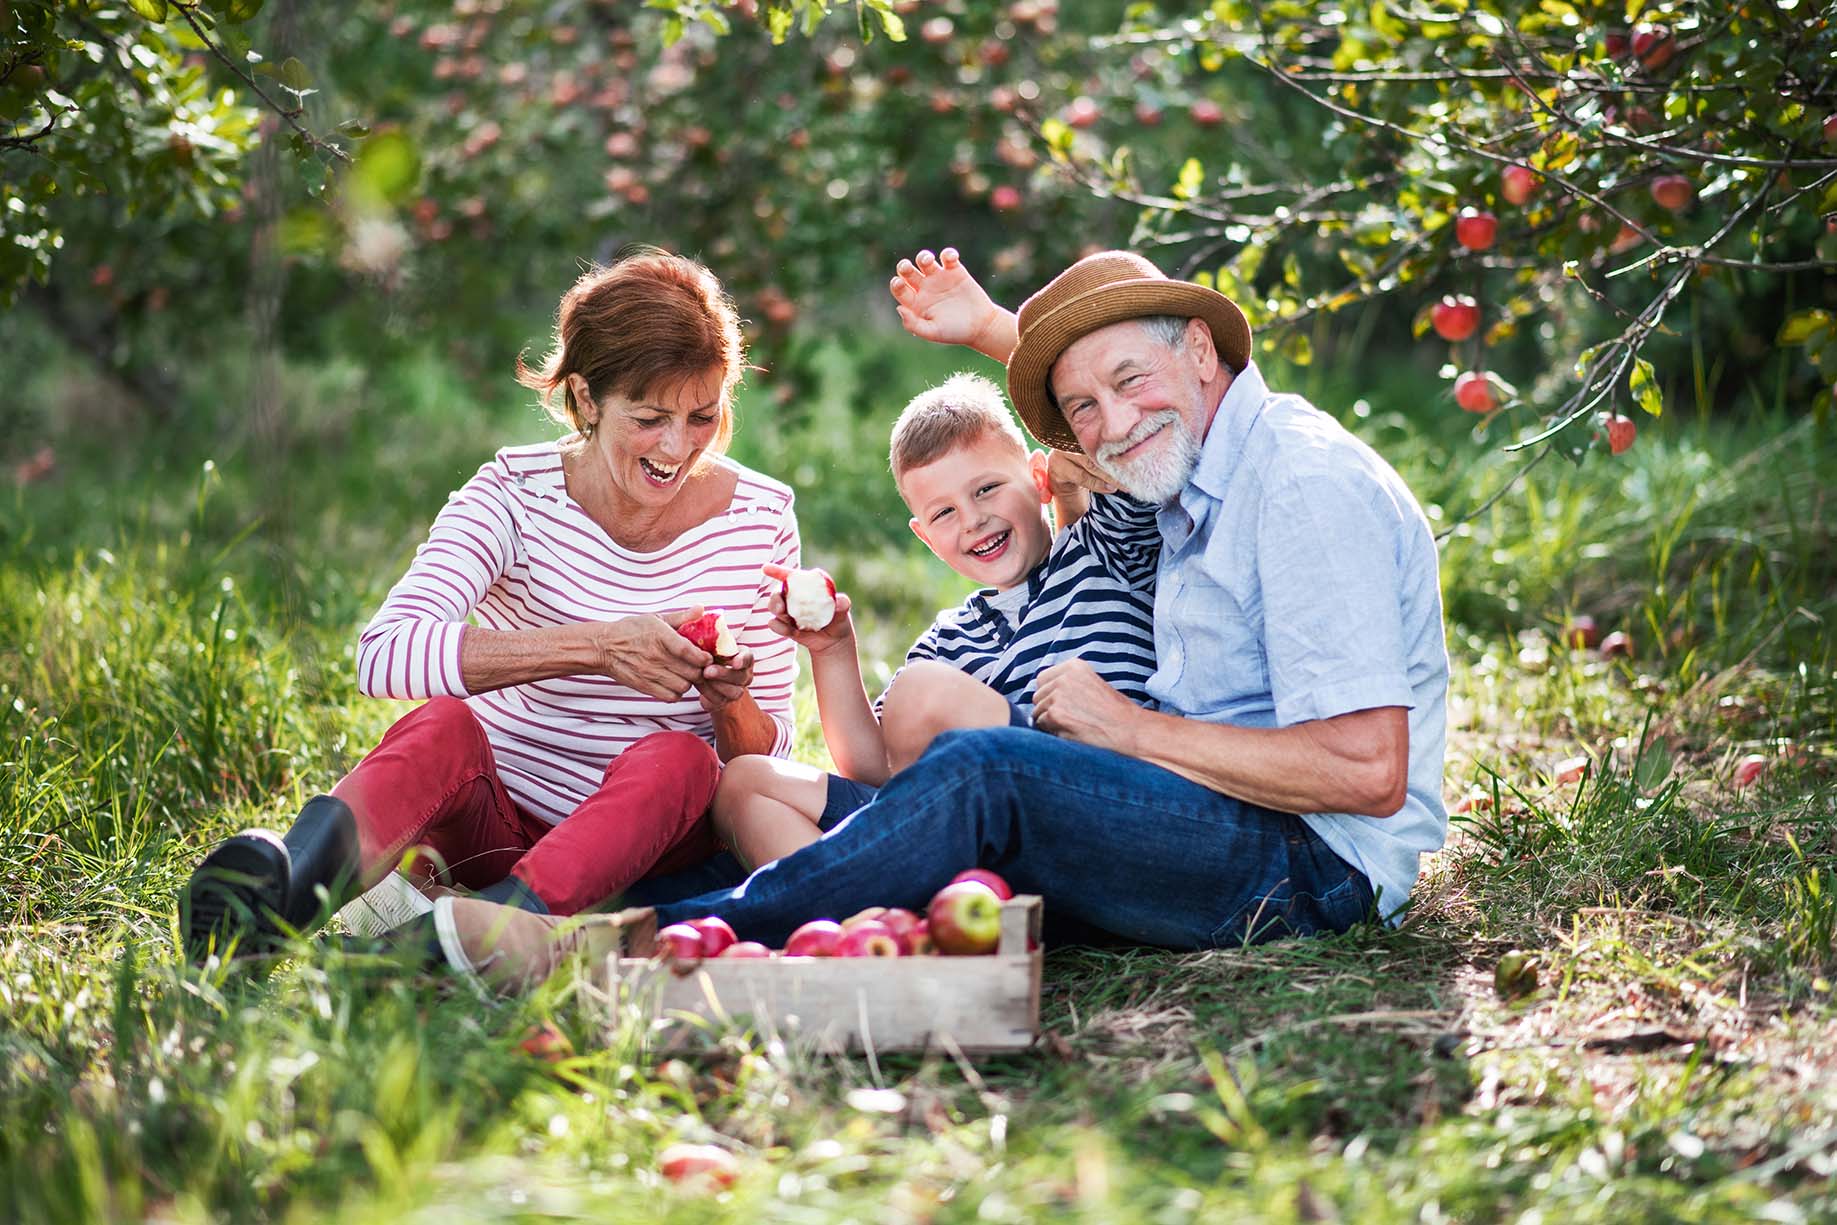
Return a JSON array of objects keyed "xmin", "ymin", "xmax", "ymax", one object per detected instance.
[{"xmin": 652, "ymin": 726, "xmax": 1376, "ymax": 949}]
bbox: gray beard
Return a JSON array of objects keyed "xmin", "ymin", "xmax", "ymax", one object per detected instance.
[{"xmin": 1096, "ymin": 410, "xmax": 1200, "ymax": 504}]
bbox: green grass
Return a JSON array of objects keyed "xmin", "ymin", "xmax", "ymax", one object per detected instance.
[{"xmin": 2, "ymin": 322, "xmax": 1835, "ymax": 1222}]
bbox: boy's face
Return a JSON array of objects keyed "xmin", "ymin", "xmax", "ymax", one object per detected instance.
[{"xmin": 901, "ymin": 431, "xmax": 1054, "ymax": 591}]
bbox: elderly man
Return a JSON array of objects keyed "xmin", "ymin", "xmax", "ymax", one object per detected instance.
[{"xmin": 429, "ymin": 249, "xmax": 1448, "ymax": 981}]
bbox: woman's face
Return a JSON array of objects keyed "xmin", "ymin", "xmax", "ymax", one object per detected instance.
[{"xmin": 577, "ymin": 366, "xmax": 728, "ymax": 507}]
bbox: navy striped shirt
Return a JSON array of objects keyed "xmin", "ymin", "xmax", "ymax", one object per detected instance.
[{"xmin": 885, "ymin": 492, "xmax": 1161, "ymax": 719}]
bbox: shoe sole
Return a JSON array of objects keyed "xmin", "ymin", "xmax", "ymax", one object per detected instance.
[{"xmin": 182, "ymin": 829, "xmax": 289, "ymax": 963}]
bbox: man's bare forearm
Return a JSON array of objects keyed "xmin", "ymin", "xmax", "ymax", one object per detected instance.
[{"xmin": 1118, "ymin": 706, "xmax": 1410, "ymax": 817}]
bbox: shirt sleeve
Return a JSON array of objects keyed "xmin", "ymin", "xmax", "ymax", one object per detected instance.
[
  {"xmin": 1256, "ymin": 474, "xmax": 1415, "ymax": 725},
  {"xmin": 355, "ymin": 460, "xmax": 518, "ymax": 700},
  {"xmin": 733, "ymin": 498, "xmax": 801, "ymax": 757},
  {"xmin": 1062, "ymin": 491, "xmax": 1161, "ymax": 591}
]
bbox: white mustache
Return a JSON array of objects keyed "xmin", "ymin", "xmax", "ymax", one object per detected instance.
[{"xmin": 1096, "ymin": 412, "xmax": 1178, "ymax": 465}]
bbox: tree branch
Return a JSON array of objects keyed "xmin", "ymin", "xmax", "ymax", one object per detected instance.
[{"xmin": 170, "ymin": 2, "xmax": 349, "ymax": 165}]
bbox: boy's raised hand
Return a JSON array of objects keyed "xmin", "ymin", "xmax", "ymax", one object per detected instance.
[
  {"xmin": 762, "ymin": 562, "xmax": 856, "ymax": 658},
  {"xmin": 889, "ymin": 248, "xmax": 1017, "ymax": 362}
]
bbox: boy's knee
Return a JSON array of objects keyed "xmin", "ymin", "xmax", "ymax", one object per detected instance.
[{"xmin": 880, "ymin": 660, "xmax": 962, "ymax": 727}]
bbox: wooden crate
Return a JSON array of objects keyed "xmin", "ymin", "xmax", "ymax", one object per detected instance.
[{"xmin": 607, "ymin": 896, "xmax": 1043, "ymax": 1055}]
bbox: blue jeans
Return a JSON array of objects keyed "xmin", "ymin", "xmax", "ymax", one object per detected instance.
[{"xmin": 652, "ymin": 727, "xmax": 1374, "ymax": 950}]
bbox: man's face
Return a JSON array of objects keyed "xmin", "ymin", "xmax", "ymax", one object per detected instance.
[{"xmin": 1047, "ymin": 320, "xmax": 1213, "ymax": 504}]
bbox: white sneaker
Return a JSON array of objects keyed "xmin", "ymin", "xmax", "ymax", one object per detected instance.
[{"xmin": 338, "ymin": 871, "xmax": 435, "ymax": 937}]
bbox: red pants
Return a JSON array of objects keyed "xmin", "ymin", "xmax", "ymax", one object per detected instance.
[{"xmin": 332, "ymin": 697, "xmax": 722, "ymax": 915}]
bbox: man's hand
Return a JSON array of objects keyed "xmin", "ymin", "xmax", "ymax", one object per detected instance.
[
  {"xmin": 1045, "ymin": 449, "xmax": 1118, "ymax": 497},
  {"xmin": 889, "ymin": 248, "xmax": 1019, "ymax": 363},
  {"xmin": 1032, "ymin": 659, "xmax": 1144, "ymax": 754}
]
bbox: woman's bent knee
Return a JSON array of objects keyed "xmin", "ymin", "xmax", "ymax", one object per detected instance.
[{"xmin": 617, "ymin": 731, "xmax": 720, "ymax": 796}]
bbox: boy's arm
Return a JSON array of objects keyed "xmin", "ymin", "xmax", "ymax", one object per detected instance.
[
  {"xmin": 1067, "ymin": 491, "xmax": 1162, "ymax": 590},
  {"xmin": 890, "ymin": 248, "xmax": 1019, "ymax": 364},
  {"xmin": 760, "ymin": 563, "xmax": 890, "ymax": 784}
]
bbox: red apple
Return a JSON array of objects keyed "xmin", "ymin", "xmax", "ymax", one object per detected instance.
[
  {"xmin": 907, "ymin": 920, "xmax": 937, "ymax": 956},
  {"xmin": 1733, "ymin": 754, "xmax": 1768, "ymax": 788},
  {"xmin": 1604, "ymin": 31, "xmax": 1630, "ymax": 59},
  {"xmin": 678, "ymin": 610, "xmax": 738, "ymax": 659},
  {"xmin": 1632, "ymin": 24, "xmax": 1674, "ymax": 71},
  {"xmin": 1431, "ymin": 295, "xmax": 1481, "ymax": 343},
  {"xmin": 1599, "ymin": 631, "xmax": 1634, "ymax": 659},
  {"xmin": 720, "ymin": 941, "xmax": 773, "ymax": 958},
  {"xmin": 1825, "ymin": 114, "xmax": 1837, "ymax": 145},
  {"xmin": 1602, "ymin": 413, "xmax": 1637, "ymax": 455},
  {"xmin": 927, "ymin": 882, "xmax": 1003, "ymax": 955},
  {"xmin": 878, "ymin": 907, "xmax": 922, "ymax": 952},
  {"xmin": 990, "ymin": 185, "xmax": 1023, "ymax": 212},
  {"xmin": 1455, "ymin": 207, "xmax": 1497, "ymax": 251},
  {"xmin": 1649, "ymin": 174, "xmax": 1693, "ymax": 212},
  {"xmin": 841, "ymin": 906, "xmax": 888, "ymax": 930},
  {"xmin": 837, "ymin": 920, "xmax": 903, "ymax": 958},
  {"xmin": 658, "ymin": 1143, "xmax": 739, "ymax": 1189},
  {"xmin": 1133, "ymin": 101, "xmax": 1163, "ymax": 126},
  {"xmin": 518, "ymin": 1020, "xmax": 574, "ymax": 1062},
  {"xmin": 1189, "ymin": 98, "xmax": 1224, "ymax": 126},
  {"xmin": 1065, "ymin": 96, "xmax": 1100, "ymax": 129},
  {"xmin": 686, "ymin": 916, "xmax": 737, "ymax": 957},
  {"xmin": 1501, "ymin": 164, "xmax": 1538, "ymax": 207},
  {"xmin": 1562, "ymin": 616, "xmax": 1600, "ymax": 650},
  {"xmin": 1554, "ymin": 756, "xmax": 1589, "ymax": 784},
  {"xmin": 657, "ymin": 922, "xmax": 706, "ymax": 961},
  {"xmin": 781, "ymin": 567, "xmax": 837, "ymax": 631},
  {"xmin": 1453, "ymin": 372, "xmax": 1496, "ymax": 414},
  {"xmin": 919, "ymin": 16, "xmax": 953, "ymax": 44},
  {"xmin": 783, "ymin": 919, "xmax": 844, "ymax": 957},
  {"xmin": 949, "ymin": 868, "xmax": 1014, "ymax": 900}
]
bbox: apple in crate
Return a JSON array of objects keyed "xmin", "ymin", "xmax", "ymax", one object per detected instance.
[
  {"xmin": 906, "ymin": 919, "xmax": 937, "ymax": 956},
  {"xmin": 782, "ymin": 566, "xmax": 838, "ymax": 631},
  {"xmin": 879, "ymin": 906, "xmax": 922, "ymax": 952},
  {"xmin": 927, "ymin": 881, "xmax": 1003, "ymax": 955},
  {"xmin": 783, "ymin": 919, "xmax": 845, "ymax": 957},
  {"xmin": 678, "ymin": 610, "xmax": 738, "ymax": 660},
  {"xmin": 950, "ymin": 868, "xmax": 1013, "ymax": 900},
  {"xmin": 657, "ymin": 922, "xmax": 708, "ymax": 961},
  {"xmin": 686, "ymin": 916, "xmax": 737, "ymax": 957},
  {"xmin": 720, "ymin": 941, "xmax": 773, "ymax": 958},
  {"xmin": 837, "ymin": 919, "xmax": 903, "ymax": 957}
]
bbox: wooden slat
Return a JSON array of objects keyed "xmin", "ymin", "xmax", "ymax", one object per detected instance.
[{"xmin": 608, "ymin": 896, "xmax": 1044, "ymax": 1055}]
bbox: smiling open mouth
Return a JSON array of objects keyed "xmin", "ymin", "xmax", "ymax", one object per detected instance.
[
  {"xmin": 639, "ymin": 457, "xmax": 682, "ymax": 486},
  {"xmin": 968, "ymin": 529, "xmax": 1011, "ymax": 559}
]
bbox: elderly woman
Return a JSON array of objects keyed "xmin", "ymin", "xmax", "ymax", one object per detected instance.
[{"xmin": 181, "ymin": 248, "xmax": 797, "ymax": 960}]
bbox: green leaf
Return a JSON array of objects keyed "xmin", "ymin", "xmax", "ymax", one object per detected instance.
[
  {"xmin": 1778, "ymin": 309, "xmax": 1833, "ymax": 347},
  {"xmin": 1172, "ymin": 157, "xmax": 1203, "ymax": 202},
  {"xmin": 127, "ymin": 0, "xmax": 170, "ymax": 20},
  {"xmin": 1629, "ymin": 357, "xmax": 1662, "ymax": 417},
  {"xmin": 347, "ymin": 129, "xmax": 418, "ymax": 209},
  {"xmin": 278, "ymin": 56, "xmax": 312, "ymax": 90}
]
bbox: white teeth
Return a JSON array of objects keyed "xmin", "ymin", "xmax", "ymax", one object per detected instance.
[
  {"xmin": 641, "ymin": 458, "xmax": 680, "ymax": 480},
  {"xmin": 969, "ymin": 531, "xmax": 1008, "ymax": 557}
]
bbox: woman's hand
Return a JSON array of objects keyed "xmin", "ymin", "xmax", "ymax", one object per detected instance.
[
  {"xmin": 591, "ymin": 611, "xmax": 712, "ymax": 699},
  {"xmin": 696, "ymin": 646, "xmax": 756, "ymax": 713},
  {"xmin": 762, "ymin": 562, "xmax": 857, "ymax": 660},
  {"xmin": 889, "ymin": 248, "xmax": 1016, "ymax": 361}
]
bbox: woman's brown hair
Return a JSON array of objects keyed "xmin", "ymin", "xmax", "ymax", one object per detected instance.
[{"xmin": 517, "ymin": 246, "xmax": 744, "ymax": 453}]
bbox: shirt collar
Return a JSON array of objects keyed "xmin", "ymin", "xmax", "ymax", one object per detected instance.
[{"xmin": 1189, "ymin": 360, "xmax": 1270, "ymax": 502}]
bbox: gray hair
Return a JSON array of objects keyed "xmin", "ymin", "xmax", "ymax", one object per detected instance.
[{"xmin": 1137, "ymin": 315, "xmax": 1192, "ymax": 348}]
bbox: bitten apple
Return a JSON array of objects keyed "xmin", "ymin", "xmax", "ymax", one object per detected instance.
[
  {"xmin": 678, "ymin": 610, "xmax": 738, "ymax": 659},
  {"xmin": 783, "ymin": 919, "xmax": 845, "ymax": 957},
  {"xmin": 1431, "ymin": 296, "xmax": 1481, "ymax": 342},
  {"xmin": 927, "ymin": 882, "xmax": 1003, "ymax": 955},
  {"xmin": 781, "ymin": 567, "xmax": 838, "ymax": 631}
]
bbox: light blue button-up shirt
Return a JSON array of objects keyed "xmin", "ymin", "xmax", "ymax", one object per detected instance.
[{"xmin": 1150, "ymin": 362, "xmax": 1449, "ymax": 920}]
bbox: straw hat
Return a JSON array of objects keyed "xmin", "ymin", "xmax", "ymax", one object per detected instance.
[{"xmin": 1005, "ymin": 251, "xmax": 1251, "ymax": 453}]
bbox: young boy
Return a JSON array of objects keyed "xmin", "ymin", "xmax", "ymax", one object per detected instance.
[{"xmin": 710, "ymin": 370, "xmax": 1160, "ymax": 870}]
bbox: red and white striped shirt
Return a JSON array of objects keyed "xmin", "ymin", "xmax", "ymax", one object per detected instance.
[{"xmin": 356, "ymin": 442, "xmax": 800, "ymax": 827}]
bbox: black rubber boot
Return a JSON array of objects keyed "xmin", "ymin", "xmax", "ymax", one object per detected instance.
[{"xmin": 181, "ymin": 795, "xmax": 360, "ymax": 964}]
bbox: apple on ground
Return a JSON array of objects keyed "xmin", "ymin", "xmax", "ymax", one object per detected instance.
[
  {"xmin": 720, "ymin": 941, "xmax": 773, "ymax": 958},
  {"xmin": 783, "ymin": 919, "xmax": 845, "ymax": 957},
  {"xmin": 1562, "ymin": 615, "xmax": 1600, "ymax": 650},
  {"xmin": 1453, "ymin": 372, "xmax": 1496, "ymax": 414},
  {"xmin": 1649, "ymin": 175, "xmax": 1693, "ymax": 212},
  {"xmin": 927, "ymin": 881, "xmax": 1003, "ymax": 955},
  {"xmin": 782, "ymin": 567, "xmax": 838, "ymax": 631},
  {"xmin": 949, "ymin": 868, "xmax": 1014, "ymax": 900},
  {"xmin": 1431, "ymin": 296, "xmax": 1481, "ymax": 343},
  {"xmin": 1454, "ymin": 207, "xmax": 1497, "ymax": 252},
  {"xmin": 1501, "ymin": 164, "xmax": 1538, "ymax": 207},
  {"xmin": 1554, "ymin": 756, "xmax": 1590, "ymax": 784},
  {"xmin": 517, "ymin": 1020, "xmax": 574, "ymax": 1063},
  {"xmin": 656, "ymin": 922, "xmax": 707, "ymax": 961},
  {"xmin": 1599, "ymin": 631, "xmax": 1635, "ymax": 660},
  {"xmin": 837, "ymin": 919, "xmax": 903, "ymax": 958},
  {"xmin": 658, "ymin": 1143, "xmax": 739, "ymax": 1189},
  {"xmin": 1733, "ymin": 754, "xmax": 1768, "ymax": 788},
  {"xmin": 686, "ymin": 916, "xmax": 737, "ymax": 957}
]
